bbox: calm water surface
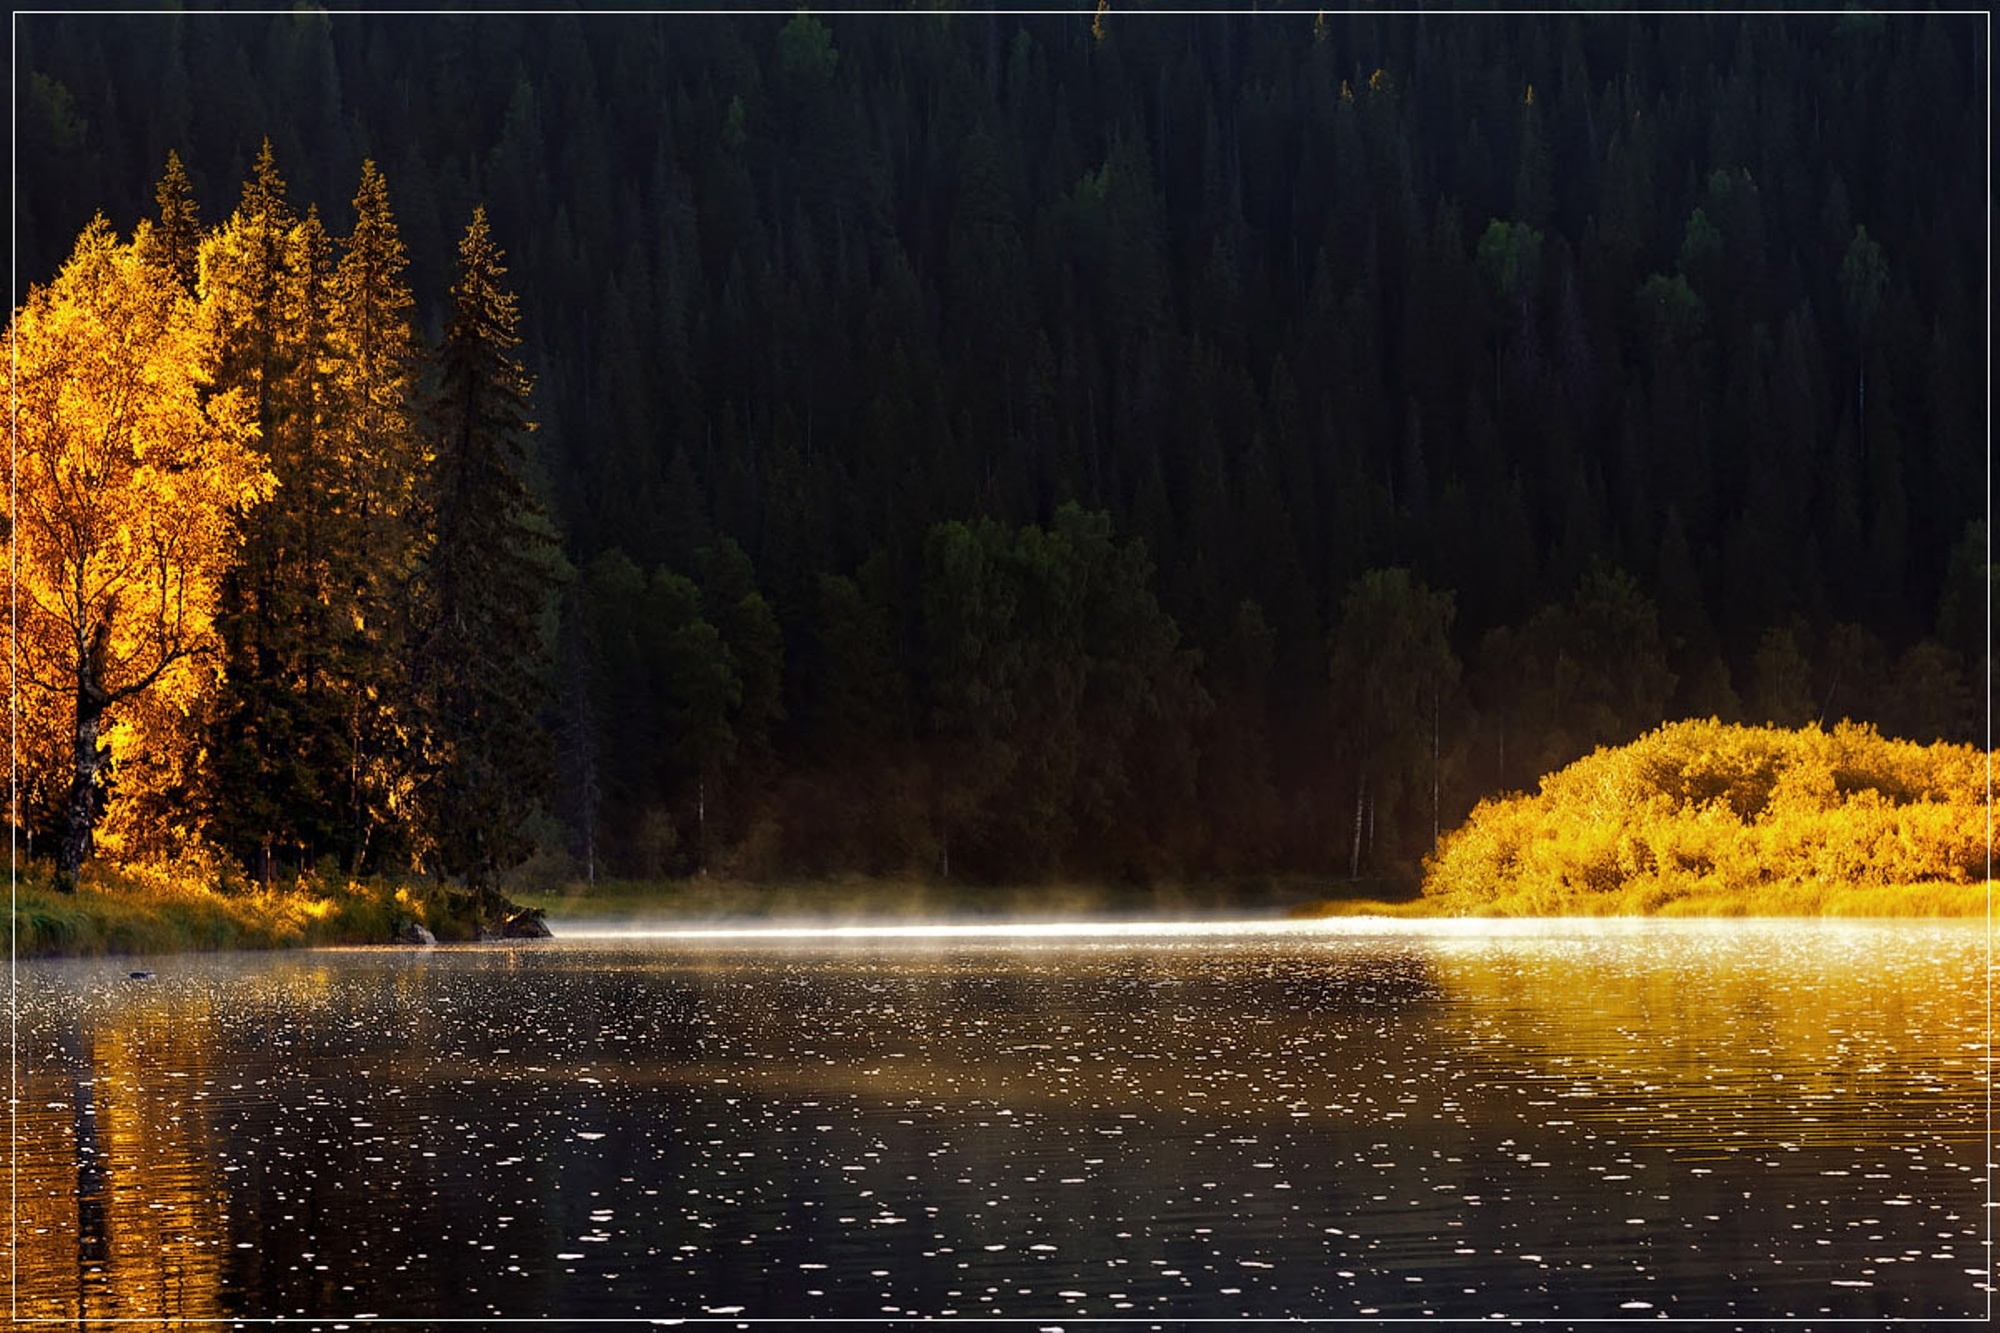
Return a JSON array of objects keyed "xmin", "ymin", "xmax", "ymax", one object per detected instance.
[{"xmin": 4, "ymin": 918, "xmax": 1991, "ymax": 1321}]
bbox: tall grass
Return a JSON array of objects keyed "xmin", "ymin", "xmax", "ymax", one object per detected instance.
[
  {"xmin": 1413, "ymin": 719, "xmax": 1991, "ymax": 917},
  {"xmin": 8, "ymin": 856, "xmax": 473, "ymax": 958}
]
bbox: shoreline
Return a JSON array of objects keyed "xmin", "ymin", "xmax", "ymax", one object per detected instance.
[
  {"xmin": 8, "ymin": 863, "xmax": 545, "ymax": 960},
  {"xmin": 12, "ymin": 869, "xmax": 1987, "ymax": 960}
]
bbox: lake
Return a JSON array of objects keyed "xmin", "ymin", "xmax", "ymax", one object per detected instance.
[{"xmin": 4, "ymin": 917, "xmax": 1990, "ymax": 1320}]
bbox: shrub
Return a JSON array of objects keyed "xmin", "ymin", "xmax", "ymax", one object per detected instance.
[{"xmin": 1422, "ymin": 719, "xmax": 1991, "ymax": 916}]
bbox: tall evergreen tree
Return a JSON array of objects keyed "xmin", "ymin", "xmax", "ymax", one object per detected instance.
[
  {"xmin": 202, "ymin": 141, "xmax": 321, "ymax": 884},
  {"xmin": 1327, "ymin": 569, "xmax": 1460, "ymax": 876},
  {"xmin": 329, "ymin": 159, "xmax": 425, "ymax": 870},
  {"xmin": 409, "ymin": 206, "xmax": 561, "ymax": 892},
  {"xmin": 204, "ymin": 140, "xmax": 294, "ymax": 441},
  {"xmin": 142, "ymin": 149, "xmax": 201, "ymax": 296}
]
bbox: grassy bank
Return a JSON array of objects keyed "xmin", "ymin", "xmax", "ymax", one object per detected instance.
[
  {"xmin": 9, "ymin": 858, "xmax": 512, "ymax": 958},
  {"xmin": 1303, "ymin": 719, "xmax": 1991, "ymax": 919}
]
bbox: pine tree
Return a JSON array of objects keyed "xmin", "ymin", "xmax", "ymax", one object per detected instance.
[
  {"xmin": 202, "ymin": 141, "xmax": 319, "ymax": 884},
  {"xmin": 143, "ymin": 149, "xmax": 201, "ymax": 296},
  {"xmin": 199, "ymin": 151, "xmax": 432, "ymax": 881},
  {"xmin": 204, "ymin": 140, "xmax": 295, "ymax": 443},
  {"xmin": 409, "ymin": 207, "xmax": 561, "ymax": 893},
  {"xmin": 329, "ymin": 159, "xmax": 425, "ymax": 870},
  {"xmin": 1327, "ymin": 569, "xmax": 1460, "ymax": 876}
]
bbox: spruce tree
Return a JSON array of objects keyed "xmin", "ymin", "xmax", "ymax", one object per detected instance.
[
  {"xmin": 143, "ymin": 149, "xmax": 201, "ymax": 296},
  {"xmin": 272, "ymin": 204, "xmax": 352, "ymax": 869},
  {"xmin": 203, "ymin": 141, "xmax": 318, "ymax": 885},
  {"xmin": 329, "ymin": 159, "xmax": 425, "ymax": 871},
  {"xmin": 410, "ymin": 207, "xmax": 560, "ymax": 894},
  {"xmin": 205, "ymin": 140, "xmax": 294, "ymax": 442},
  {"xmin": 203, "ymin": 151, "xmax": 433, "ymax": 881}
]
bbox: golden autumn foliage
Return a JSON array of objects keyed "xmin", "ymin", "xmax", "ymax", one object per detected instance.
[
  {"xmin": 8, "ymin": 156, "xmax": 549, "ymax": 914},
  {"xmin": 1421, "ymin": 719, "xmax": 1991, "ymax": 916},
  {"xmin": 3, "ymin": 215, "xmax": 274, "ymax": 879}
]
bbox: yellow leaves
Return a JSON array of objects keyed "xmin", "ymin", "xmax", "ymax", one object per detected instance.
[
  {"xmin": 1764, "ymin": 744, "xmax": 1838, "ymax": 818},
  {"xmin": 1423, "ymin": 719, "xmax": 1992, "ymax": 915},
  {"xmin": 5, "ymin": 216, "xmax": 275, "ymax": 838}
]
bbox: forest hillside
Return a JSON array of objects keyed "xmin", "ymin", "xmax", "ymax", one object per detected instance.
[{"xmin": 8, "ymin": 9, "xmax": 1989, "ymax": 891}]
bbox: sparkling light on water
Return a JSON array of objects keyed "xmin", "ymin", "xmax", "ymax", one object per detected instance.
[{"xmin": 5, "ymin": 919, "xmax": 1988, "ymax": 1321}]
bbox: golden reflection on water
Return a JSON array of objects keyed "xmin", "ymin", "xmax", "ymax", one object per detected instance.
[
  {"xmin": 10, "ymin": 989, "xmax": 231, "ymax": 1321},
  {"xmin": 1423, "ymin": 923, "xmax": 1989, "ymax": 1154}
]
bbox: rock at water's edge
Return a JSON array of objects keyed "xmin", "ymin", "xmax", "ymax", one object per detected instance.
[
  {"xmin": 499, "ymin": 909, "xmax": 553, "ymax": 940},
  {"xmin": 396, "ymin": 921, "xmax": 438, "ymax": 946}
]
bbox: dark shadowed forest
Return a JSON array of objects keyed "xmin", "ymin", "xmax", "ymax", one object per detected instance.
[{"xmin": 10, "ymin": 7, "xmax": 1989, "ymax": 892}]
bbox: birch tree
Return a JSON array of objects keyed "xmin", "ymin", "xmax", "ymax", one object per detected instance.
[{"xmin": 4, "ymin": 217, "xmax": 271, "ymax": 888}]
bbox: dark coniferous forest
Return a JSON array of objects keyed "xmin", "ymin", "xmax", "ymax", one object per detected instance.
[{"xmin": 10, "ymin": 7, "xmax": 1990, "ymax": 890}]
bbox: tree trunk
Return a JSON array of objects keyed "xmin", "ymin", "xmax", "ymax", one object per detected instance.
[
  {"xmin": 1349, "ymin": 773, "xmax": 1367, "ymax": 879},
  {"xmin": 1431, "ymin": 685, "xmax": 1441, "ymax": 847},
  {"xmin": 1857, "ymin": 363, "xmax": 1866, "ymax": 459},
  {"xmin": 696, "ymin": 774, "xmax": 708, "ymax": 877},
  {"xmin": 349, "ymin": 712, "xmax": 371, "ymax": 876},
  {"xmin": 55, "ymin": 695, "xmax": 106, "ymax": 893}
]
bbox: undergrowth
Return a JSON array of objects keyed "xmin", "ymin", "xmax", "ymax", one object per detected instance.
[{"xmin": 8, "ymin": 855, "xmax": 487, "ymax": 958}]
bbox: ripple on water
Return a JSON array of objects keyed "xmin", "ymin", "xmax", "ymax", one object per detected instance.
[{"xmin": 5, "ymin": 919, "xmax": 1987, "ymax": 1320}]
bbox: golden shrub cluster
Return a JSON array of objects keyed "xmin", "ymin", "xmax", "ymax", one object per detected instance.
[{"xmin": 1423, "ymin": 719, "xmax": 1991, "ymax": 915}]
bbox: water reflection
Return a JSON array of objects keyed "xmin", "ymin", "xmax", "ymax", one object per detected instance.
[
  {"xmin": 14, "ymin": 982, "xmax": 232, "ymax": 1320},
  {"xmin": 1427, "ymin": 923, "xmax": 1987, "ymax": 1151},
  {"xmin": 2, "ymin": 920, "xmax": 1988, "ymax": 1320}
]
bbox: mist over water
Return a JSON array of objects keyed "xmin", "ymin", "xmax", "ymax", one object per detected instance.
[
  {"xmin": 545, "ymin": 910, "xmax": 1909, "ymax": 942},
  {"xmin": 7, "ymin": 919, "xmax": 1988, "ymax": 1321},
  {"xmin": 529, "ymin": 872, "xmax": 1340, "ymax": 936},
  {"xmin": 552, "ymin": 915, "xmax": 1386, "ymax": 940}
]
